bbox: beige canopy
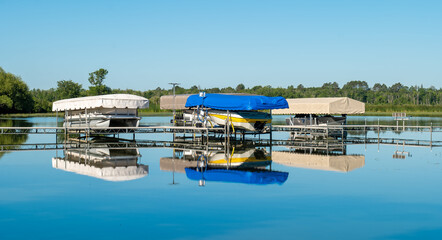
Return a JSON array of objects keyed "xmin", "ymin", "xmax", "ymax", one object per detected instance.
[
  {"xmin": 272, "ymin": 151, "xmax": 365, "ymax": 172},
  {"xmin": 160, "ymin": 94, "xmax": 192, "ymax": 110},
  {"xmin": 272, "ymin": 97, "xmax": 365, "ymax": 115}
]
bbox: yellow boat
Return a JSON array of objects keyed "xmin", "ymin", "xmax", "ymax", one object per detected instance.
[
  {"xmin": 160, "ymin": 93, "xmax": 288, "ymax": 132},
  {"xmin": 208, "ymin": 148, "xmax": 271, "ymax": 168},
  {"xmin": 207, "ymin": 110, "xmax": 271, "ymax": 132}
]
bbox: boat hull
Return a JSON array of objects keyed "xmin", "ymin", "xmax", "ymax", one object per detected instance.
[
  {"xmin": 208, "ymin": 149, "xmax": 271, "ymax": 168},
  {"xmin": 208, "ymin": 110, "xmax": 271, "ymax": 132},
  {"xmin": 64, "ymin": 114, "xmax": 140, "ymax": 128}
]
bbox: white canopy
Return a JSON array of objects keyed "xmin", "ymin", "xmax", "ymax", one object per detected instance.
[
  {"xmin": 52, "ymin": 158, "xmax": 149, "ymax": 181},
  {"xmin": 272, "ymin": 97, "xmax": 365, "ymax": 115},
  {"xmin": 272, "ymin": 151, "xmax": 365, "ymax": 172},
  {"xmin": 52, "ymin": 94, "xmax": 149, "ymax": 111}
]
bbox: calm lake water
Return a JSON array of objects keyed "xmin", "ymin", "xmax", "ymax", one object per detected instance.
[{"xmin": 1, "ymin": 116, "xmax": 442, "ymax": 239}]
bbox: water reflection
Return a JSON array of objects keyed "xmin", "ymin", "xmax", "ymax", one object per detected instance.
[
  {"xmin": 1, "ymin": 116, "xmax": 441, "ymax": 240},
  {"xmin": 0, "ymin": 118, "xmax": 33, "ymax": 159},
  {"xmin": 185, "ymin": 168, "xmax": 289, "ymax": 186},
  {"xmin": 161, "ymin": 146, "xmax": 289, "ymax": 186},
  {"xmin": 272, "ymin": 147, "xmax": 364, "ymax": 172},
  {"xmin": 52, "ymin": 139, "xmax": 148, "ymax": 181}
]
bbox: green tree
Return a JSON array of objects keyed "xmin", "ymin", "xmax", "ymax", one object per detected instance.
[
  {"xmin": 0, "ymin": 95, "xmax": 13, "ymax": 110},
  {"xmin": 30, "ymin": 88, "xmax": 56, "ymax": 113},
  {"xmin": 56, "ymin": 80, "xmax": 83, "ymax": 100},
  {"xmin": 236, "ymin": 83, "xmax": 245, "ymax": 92},
  {"xmin": 0, "ymin": 67, "xmax": 34, "ymax": 113},
  {"xmin": 88, "ymin": 68, "xmax": 111, "ymax": 95},
  {"xmin": 321, "ymin": 82, "xmax": 340, "ymax": 96},
  {"xmin": 342, "ymin": 80, "xmax": 369, "ymax": 102},
  {"xmin": 372, "ymin": 83, "xmax": 387, "ymax": 92},
  {"xmin": 343, "ymin": 80, "xmax": 369, "ymax": 91},
  {"xmin": 390, "ymin": 82, "xmax": 404, "ymax": 92}
]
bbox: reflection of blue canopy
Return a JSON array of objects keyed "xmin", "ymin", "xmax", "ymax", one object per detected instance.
[
  {"xmin": 185, "ymin": 168, "xmax": 289, "ymax": 185},
  {"xmin": 185, "ymin": 94, "xmax": 289, "ymax": 111}
]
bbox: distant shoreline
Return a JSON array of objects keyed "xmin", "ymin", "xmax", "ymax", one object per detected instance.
[{"xmin": 362, "ymin": 111, "xmax": 442, "ymax": 117}]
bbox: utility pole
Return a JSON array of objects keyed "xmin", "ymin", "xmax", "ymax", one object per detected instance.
[{"xmin": 169, "ymin": 83, "xmax": 180, "ymax": 126}]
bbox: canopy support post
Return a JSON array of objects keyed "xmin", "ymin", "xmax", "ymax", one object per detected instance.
[
  {"xmin": 430, "ymin": 122, "xmax": 433, "ymax": 150},
  {"xmin": 227, "ymin": 110, "xmax": 230, "ymax": 148},
  {"xmin": 270, "ymin": 109, "xmax": 273, "ymax": 150},
  {"xmin": 64, "ymin": 111, "xmax": 67, "ymax": 142},
  {"xmin": 85, "ymin": 108, "xmax": 89, "ymax": 141},
  {"xmin": 56, "ymin": 110, "xmax": 58, "ymax": 145}
]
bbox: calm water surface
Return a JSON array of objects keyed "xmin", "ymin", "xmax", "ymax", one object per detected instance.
[{"xmin": 0, "ymin": 116, "xmax": 442, "ymax": 239}]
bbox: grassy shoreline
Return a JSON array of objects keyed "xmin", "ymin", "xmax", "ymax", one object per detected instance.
[{"xmin": 364, "ymin": 105, "xmax": 442, "ymax": 117}]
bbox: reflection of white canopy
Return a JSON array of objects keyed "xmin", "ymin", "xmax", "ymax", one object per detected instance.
[
  {"xmin": 272, "ymin": 151, "xmax": 365, "ymax": 172},
  {"xmin": 272, "ymin": 97, "xmax": 365, "ymax": 115},
  {"xmin": 52, "ymin": 94, "xmax": 149, "ymax": 111},
  {"xmin": 65, "ymin": 148, "xmax": 140, "ymax": 162},
  {"xmin": 52, "ymin": 158, "xmax": 149, "ymax": 181}
]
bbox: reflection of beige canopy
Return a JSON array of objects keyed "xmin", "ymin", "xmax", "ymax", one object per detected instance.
[
  {"xmin": 272, "ymin": 97, "xmax": 365, "ymax": 115},
  {"xmin": 272, "ymin": 151, "xmax": 365, "ymax": 172},
  {"xmin": 52, "ymin": 94, "xmax": 149, "ymax": 111},
  {"xmin": 52, "ymin": 158, "xmax": 149, "ymax": 181},
  {"xmin": 160, "ymin": 94, "xmax": 192, "ymax": 110},
  {"xmin": 160, "ymin": 157, "xmax": 197, "ymax": 173}
]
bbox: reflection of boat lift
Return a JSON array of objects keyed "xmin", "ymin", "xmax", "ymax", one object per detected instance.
[
  {"xmin": 272, "ymin": 151, "xmax": 365, "ymax": 173},
  {"xmin": 187, "ymin": 151, "xmax": 288, "ymax": 187},
  {"xmin": 52, "ymin": 139, "xmax": 148, "ymax": 182},
  {"xmin": 392, "ymin": 112, "xmax": 409, "ymax": 131},
  {"xmin": 160, "ymin": 145, "xmax": 287, "ymax": 187},
  {"xmin": 169, "ymin": 148, "xmax": 181, "ymax": 186},
  {"xmin": 393, "ymin": 141, "xmax": 412, "ymax": 159},
  {"xmin": 273, "ymin": 139, "xmax": 363, "ymax": 172}
]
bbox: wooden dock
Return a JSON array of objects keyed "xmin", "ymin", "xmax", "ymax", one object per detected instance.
[{"xmin": 272, "ymin": 124, "xmax": 441, "ymax": 132}]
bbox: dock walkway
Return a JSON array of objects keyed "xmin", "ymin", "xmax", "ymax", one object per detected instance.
[
  {"xmin": 0, "ymin": 126, "xmax": 225, "ymax": 135},
  {"xmin": 1, "ymin": 136, "xmax": 440, "ymax": 153},
  {"xmin": 1, "ymin": 124, "xmax": 440, "ymax": 135}
]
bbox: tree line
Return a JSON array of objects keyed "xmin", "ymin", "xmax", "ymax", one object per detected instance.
[{"xmin": 1, "ymin": 66, "xmax": 441, "ymax": 114}]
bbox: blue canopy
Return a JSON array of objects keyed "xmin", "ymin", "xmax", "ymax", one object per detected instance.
[
  {"xmin": 185, "ymin": 168, "xmax": 289, "ymax": 185},
  {"xmin": 185, "ymin": 94, "xmax": 289, "ymax": 111}
]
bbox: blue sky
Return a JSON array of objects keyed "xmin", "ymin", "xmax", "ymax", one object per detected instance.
[{"xmin": 1, "ymin": 0, "xmax": 441, "ymax": 90}]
